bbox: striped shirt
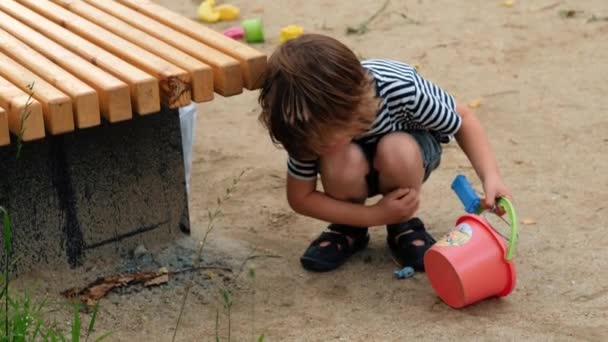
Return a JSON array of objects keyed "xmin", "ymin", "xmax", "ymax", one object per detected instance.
[{"xmin": 288, "ymin": 59, "xmax": 462, "ymax": 180}]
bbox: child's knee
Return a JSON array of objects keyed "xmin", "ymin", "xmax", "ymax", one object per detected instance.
[
  {"xmin": 320, "ymin": 144, "xmax": 369, "ymax": 184},
  {"xmin": 374, "ymin": 133, "xmax": 423, "ymax": 174}
]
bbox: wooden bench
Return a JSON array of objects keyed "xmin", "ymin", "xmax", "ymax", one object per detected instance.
[
  {"xmin": 0, "ymin": 0, "xmax": 266, "ymax": 144},
  {"xmin": 0, "ymin": 0, "xmax": 266, "ymax": 272}
]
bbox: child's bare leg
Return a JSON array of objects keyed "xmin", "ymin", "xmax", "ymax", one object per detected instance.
[
  {"xmin": 320, "ymin": 143, "xmax": 369, "ymax": 203},
  {"xmin": 374, "ymin": 132, "xmax": 425, "ymax": 194},
  {"xmin": 374, "ymin": 132, "xmax": 425, "ymax": 246},
  {"xmin": 318, "ymin": 143, "xmax": 369, "ymax": 247}
]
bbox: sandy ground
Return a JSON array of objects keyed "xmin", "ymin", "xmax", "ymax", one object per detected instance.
[{"xmin": 10, "ymin": 0, "xmax": 608, "ymax": 341}]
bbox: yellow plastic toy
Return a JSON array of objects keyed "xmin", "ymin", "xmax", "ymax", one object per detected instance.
[
  {"xmin": 197, "ymin": 0, "xmax": 219, "ymax": 23},
  {"xmin": 216, "ymin": 4, "xmax": 240, "ymax": 20},
  {"xmin": 280, "ymin": 25, "xmax": 304, "ymax": 43},
  {"xmin": 197, "ymin": 1, "xmax": 240, "ymax": 23}
]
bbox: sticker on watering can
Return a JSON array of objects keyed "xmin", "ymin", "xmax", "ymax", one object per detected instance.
[{"xmin": 436, "ymin": 223, "xmax": 473, "ymax": 247}]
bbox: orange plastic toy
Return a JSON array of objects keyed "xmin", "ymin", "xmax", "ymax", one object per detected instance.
[{"xmin": 424, "ymin": 176, "xmax": 518, "ymax": 308}]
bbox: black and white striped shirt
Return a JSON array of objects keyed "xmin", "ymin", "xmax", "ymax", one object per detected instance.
[{"xmin": 288, "ymin": 59, "xmax": 462, "ymax": 180}]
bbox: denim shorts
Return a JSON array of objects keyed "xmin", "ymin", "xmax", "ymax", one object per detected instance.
[{"xmin": 355, "ymin": 130, "xmax": 443, "ymax": 196}]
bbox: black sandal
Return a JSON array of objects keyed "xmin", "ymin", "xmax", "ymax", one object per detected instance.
[
  {"xmin": 300, "ymin": 224, "xmax": 369, "ymax": 272},
  {"xmin": 387, "ymin": 218, "xmax": 436, "ymax": 271}
]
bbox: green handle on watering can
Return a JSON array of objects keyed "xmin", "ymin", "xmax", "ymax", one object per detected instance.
[{"xmin": 486, "ymin": 197, "xmax": 518, "ymax": 261}]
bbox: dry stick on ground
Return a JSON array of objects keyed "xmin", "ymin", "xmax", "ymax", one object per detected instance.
[
  {"xmin": 346, "ymin": 0, "xmax": 391, "ymax": 35},
  {"xmin": 587, "ymin": 15, "xmax": 608, "ymax": 23},
  {"xmin": 62, "ymin": 271, "xmax": 168, "ymax": 306},
  {"xmin": 62, "ymin": 265, "xmax": 232, "ymax": 307},
  {"xmin": 172, "ymin": 169, "xmax": 248, "ymax": 342},
  {"xmin": 396, "ymin": 12, "xmax": 420, "ymax": 25},
  {"xmin": 173, "ymin": 265, "xmax": 232, "ymax": 275},
  {"xmin": 535, "ymin": 1, "xmax": 564, "ymax": 12},
  {"xmin": 482, "ymin": 90, "xmax": 519, "ymax": 98},
  {"xmin": 226, "ymin": 249, "xmax": 283, "ymax": 287},
  {"xmin": 431, "ymin": 41, "xmax": 461, "ymax": 49}
]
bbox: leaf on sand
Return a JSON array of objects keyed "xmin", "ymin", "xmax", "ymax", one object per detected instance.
[
  {"xmin": 468, "ymin": 98, "xmax": 483, "ymax": 109},
  {"xmin": 144, "ymin": 274, "xmax": 169, "ymax": 287},
  {"xmin": 521, "ymin": 218, "xmax": 537, "ymax": 225},
  {"xmin": 559, "ymin": 9, "xmax": 583, "ymax": 18},
  {"xmin": 501, "ymin": 0, "xmax": 515, "ymax": 8},
  {"xmin": 88, "ymin": 283, "xmax": 117, "ymax": 300},
  {"xmin": 62, "ymin": 271, "xmax": 171, "ymax": 305}
]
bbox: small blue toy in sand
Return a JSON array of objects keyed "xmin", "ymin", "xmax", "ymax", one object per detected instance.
[{"xmin": 394, "ymin": 266, "xmax": 415, "ymax": 279}]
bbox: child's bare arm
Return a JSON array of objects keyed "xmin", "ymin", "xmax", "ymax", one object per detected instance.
[
  {"xmin": 286, "ymin": 175, "xmax": 418, "ymax": 226},
  {"xmin": 454, "ymin": 103, "xmax": 512, "ymax": 209}
]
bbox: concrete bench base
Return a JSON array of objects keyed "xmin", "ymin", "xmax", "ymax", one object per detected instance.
[{"xmin": 0, "ymin": 109, "xmax": 190, "ymax": 273}]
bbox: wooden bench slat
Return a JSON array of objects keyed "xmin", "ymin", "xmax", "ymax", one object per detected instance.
[
  {"xmin": 0, "ymin": 75, "xmax": 46, "ymax": 142},
  {"xmin": 0, "ymin": 1, "xmax": 159, "ymax": 116},
  {"xmin": 0, "ymin": 52, "xmax": 73, "ymax": 135},
  {"xmin": 117, "ymin": 0, "xmax": 267, "ymax": 90},
  {"xmin": 50, "ymin": 0, "xmax": 213, "ymax": 103},
  {"xmin": 0, "ymin": 106, "xmax": 9, "ymax": 146},
  {"xmin": 0, "ymin": 12, "xmax": 130, "ymax": 124},
  {"xmin": 0, "ymin": 11, "xmax": 133, "ymax": 122},
  {"xmin": 0, "ymin": 27, "xmax": 102, "ymax": 128},
  {"xmin": 17, "ymin": 0, "xmax": 191, "ymax": 109},
  {"xmin": 83, "ymin": 0, "xmax": 243, "ymax": 96}
]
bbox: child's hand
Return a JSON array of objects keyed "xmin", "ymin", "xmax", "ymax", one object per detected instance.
[
  {"xmin": 376, "ymin": 188, "xmax": 420, "ymax": 224},
  {"xmin": 482, "ymin": 175, "xmax": 513, "ymax": 215}
]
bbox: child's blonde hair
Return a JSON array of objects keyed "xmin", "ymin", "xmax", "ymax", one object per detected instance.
[{"xmin": 258, "ymin": 34, "xmax": 378, "ymax": 159}]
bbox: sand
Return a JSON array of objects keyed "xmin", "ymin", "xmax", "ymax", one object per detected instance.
[{"xmin": 10, "ymin": 0, "xmax": 608, "ymax": 340}]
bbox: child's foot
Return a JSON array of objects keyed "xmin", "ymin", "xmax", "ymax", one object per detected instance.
[
  {"xmin": 300, "ymin": 224, "xmax": 369, "ymax": 272},
  {"xmin": 387, "ymin": 218, "xmax": 436, "ymax": 271}
]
